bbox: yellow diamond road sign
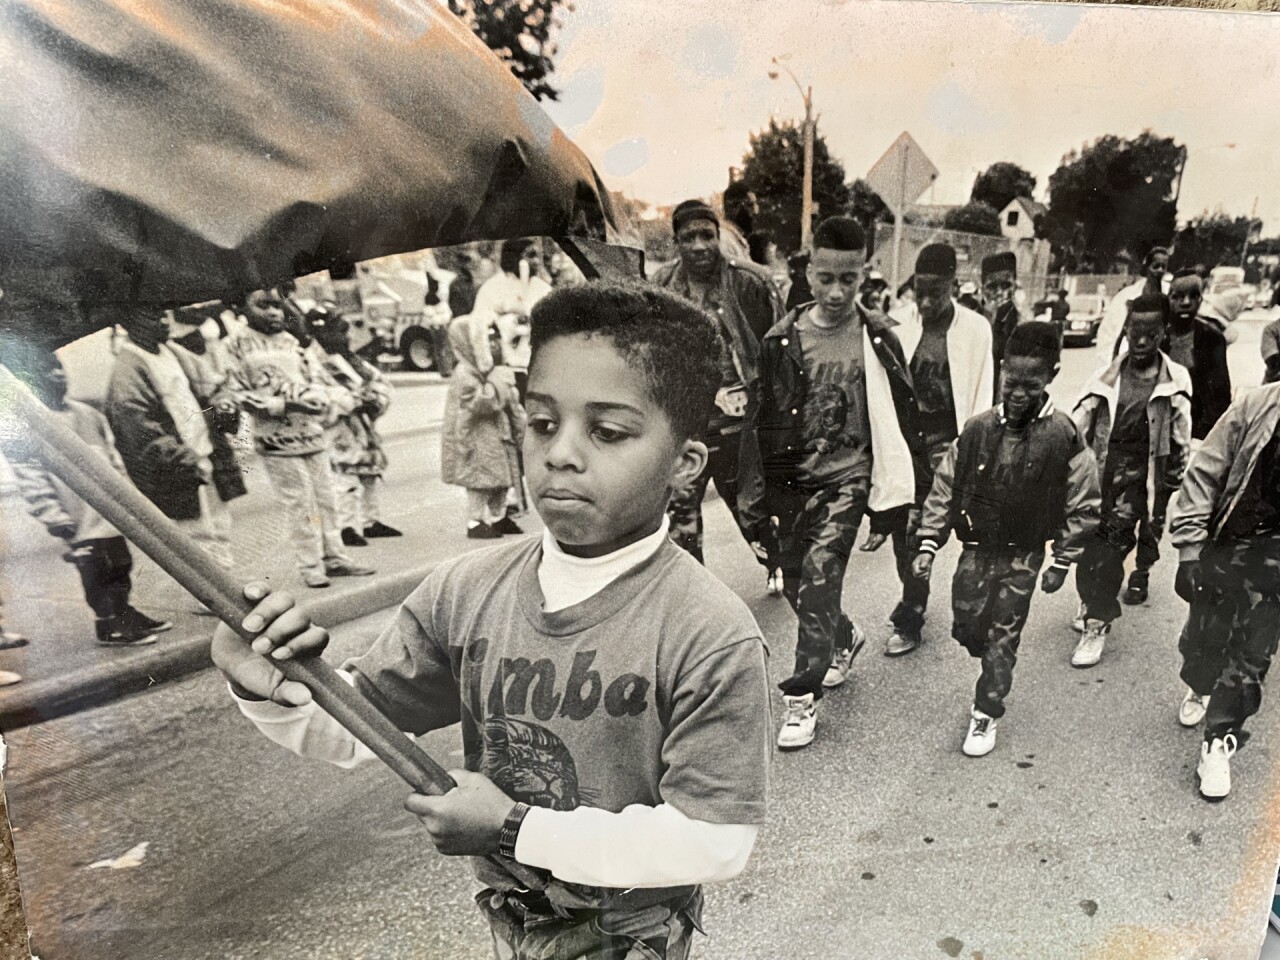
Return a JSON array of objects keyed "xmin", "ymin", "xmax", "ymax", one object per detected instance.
[{"xmin": 866, "ymin": 132, "xmax": 939, "ymax": 215}]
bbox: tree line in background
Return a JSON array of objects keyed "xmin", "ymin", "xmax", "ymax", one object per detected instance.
[
  {"xmin": 733, "ymin": 122, "xmax": 1276, "ymax": 281},
  {"xmin": 453, "ymin": 0, "xmax": 1275, "ymax": 281}
]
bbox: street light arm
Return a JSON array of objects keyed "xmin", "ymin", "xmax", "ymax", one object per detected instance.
[{"xmin": 770, "ymin": 58, "xmax": 808, "ymax": 106}]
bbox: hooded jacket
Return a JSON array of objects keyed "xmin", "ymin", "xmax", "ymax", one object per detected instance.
[
  {"xmin": 11, "ymin": 400, "xmax": 124, "ymax": 543},
  {"xmin": 440, "ymin": 314, "xmax": 526, "ymax": 491},
  {"xmin": 1072, "ymin": 352, "xmax": 1192, "ymax": 495},
  {"xmin": 1170, "ymin": 381, "xmax": 1280, "ymax": 559},
  {"xmin": 753, "ymin": 303, "xmax": 923, "ymax": 512}
]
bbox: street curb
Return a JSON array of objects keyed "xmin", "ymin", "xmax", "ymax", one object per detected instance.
[
  {"xmin": 0, "ymin": 563, "xmax": 436, "ymax": 731},
  {"xmin": 383, "ymin": 418, "xmax": 441, "ymax": 441}
]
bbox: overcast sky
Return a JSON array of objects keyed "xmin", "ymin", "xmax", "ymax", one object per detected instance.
[{"xmin": 541, "ymin": 0, "xmax": 1280, "ymax": 231}]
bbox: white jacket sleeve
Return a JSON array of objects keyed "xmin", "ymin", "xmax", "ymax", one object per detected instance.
[{"xmin": 516, "ymin": 803, "xmax": 758, "ymax": 889}]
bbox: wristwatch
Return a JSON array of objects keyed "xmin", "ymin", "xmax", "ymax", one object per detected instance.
[{"xmin": 498, "ymin": 802, "xmax": 530, "ymax": 860}]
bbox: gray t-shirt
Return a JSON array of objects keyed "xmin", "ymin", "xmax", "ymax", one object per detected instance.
[
  {"xmin": 795, "ymin": 309, "xmax": 873, "ymax": 484},
  {"xmin": 343, "ymin": 536, "xmax": 770, "ymax": 898}
]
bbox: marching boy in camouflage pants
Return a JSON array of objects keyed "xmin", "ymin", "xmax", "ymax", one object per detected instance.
[
  {"xmin": 913, "ymin": 323, "xmax": 1099, "ymax": 757},
  {"xmin": 1171, "ymin": 380, "xmax": 1280, "ymax": 801},
  {"xmin": 1070, "ymin": 294, "xmax": 1192, "ymax": 668},
  {"xmin": 754, "ymin": 217, "xmax": 922, "ymax": 750}
]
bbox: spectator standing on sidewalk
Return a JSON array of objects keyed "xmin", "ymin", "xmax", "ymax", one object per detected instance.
[
  {"xmin": 306, "ymin": 309, "xmax": 401, "ymax": 546},
  {"xmin": 422, "ymin": 258, "xmax": 456, "ymax": 377},
  {"xmin": 441, "ymin": 314, "xmax": 526, "ymax": 539},
  {"xmin": 11, "ymin": 348, "xmax": 173, "ymax": 646},
  {"xmin": 108, "ymin": 309, "xmax": 236, "ymax": 571},
  {"xmin": 473, "ymin": 238, "xmax": 553, "ymax": 402},
  {"xmin": 223, "ymin": 289, "xmax": 373, "ymax": 589},
  {"xmin": 168, "ymin": 306, "xmax": 248, "ymax": 562}
]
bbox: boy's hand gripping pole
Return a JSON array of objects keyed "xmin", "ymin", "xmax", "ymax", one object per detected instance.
[{"xmin": 0, "ymin": 364, "xmax": 456, "ymax": 797}]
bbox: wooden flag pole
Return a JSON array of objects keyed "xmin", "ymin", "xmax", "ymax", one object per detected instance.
[{"xmin": 0, "ymin": 364, "xmax": 457, "ymax": 797}]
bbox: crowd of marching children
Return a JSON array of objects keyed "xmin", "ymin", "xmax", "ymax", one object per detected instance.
[{"xmin": 643, "ymin": 199, "xmax": 1276, "ymax": 806}]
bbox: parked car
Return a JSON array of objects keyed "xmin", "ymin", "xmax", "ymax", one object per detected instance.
[{"xmin": 1063, "ymin": 293, "xmax": 1106, "ymax": 346}]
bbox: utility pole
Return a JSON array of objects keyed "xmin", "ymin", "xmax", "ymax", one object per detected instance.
[
  {"xmin": 1241, "ymin": 195, "xmax": 1259, "ymax": 269},
  {"xmin": 801, "ymin": 87, "xmax": 814, "ymax": 252},
  {"xmin": 770, "ymin": 57, "xmax": 815, "ymax": 251}
]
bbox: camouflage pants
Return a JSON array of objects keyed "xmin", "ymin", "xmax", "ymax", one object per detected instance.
[
  {"xmin": 480, "ymin": 890, "xmax": 698, "ymax": 960},
  {"xmin": 1076, "ymin": 467, "xmax": 1150, "ymax": 624},
  {"xmin": 951, "ymin": 545, "xmax": 1044, "ymax": 719},
  {"xmin": 889, "ymin": 444, "xmax": 950, "ymax": 635},
  {"xmin": 888, "ymin": 504, "xmax": 930, "ymax": 632},
  {"xmin": 667, "ymin": 431, "xmax": 773, "ymax": 567},
  {"xmin": 1177, "ymin": 530, "xmax": 1280, "ymax": 745},
  {"xmin": 1133, "ymin": 485, "xmax": 1173, "ymax": 575},
  {"xmin": 773, "ymin": 478, "xmax": 870, "ymax": 699}
]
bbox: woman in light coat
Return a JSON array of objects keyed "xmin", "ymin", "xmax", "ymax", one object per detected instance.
[{"xmin": 440, "ymin": 313, "xmax": 526, "ymax": 539}]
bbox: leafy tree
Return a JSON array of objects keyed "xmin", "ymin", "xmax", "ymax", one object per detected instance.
[
  {"xmin": 943, "ymin": 201, "xmax": 1003, "ymax": 237},
  {"xmin": 738, "ymin": 119, "xmax": 851, "ymax": 254},
  {"xmin": 1041, "ymin": 131, "xmax": 1182, "ymax": 273},
  {"xmin": 847, "ymin": 179, "xmax": 893, "ymax": 253},
  {"xmin": 448, "ymin": 0, "xmax": 571, "ymax": 101},
  {"xmin": 1171, "ymin": 213, "xmax": 1256, "ymax": 274},
  {"xmin": 970, "ymin": 163, "xmax": 1036, "ymax": 215}
]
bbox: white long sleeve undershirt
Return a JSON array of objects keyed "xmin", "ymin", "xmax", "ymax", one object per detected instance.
[{"xmin": 231, "ymin": 519, "xmax": 758, "ymax": 888}]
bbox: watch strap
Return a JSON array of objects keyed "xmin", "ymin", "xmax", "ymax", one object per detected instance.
[{"xmin": 498, "ymin": 802, "xmax": 530, "ymax": 860}]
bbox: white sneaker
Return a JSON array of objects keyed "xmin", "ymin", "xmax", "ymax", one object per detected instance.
[
  {"xmin": 766, "ymin": 569, "xmax": 783, "ymax": 597},
  {"xmin": 1197, "ymin": 734, "xmax": 1238, "ymax": 800},
  {"xmin": 777, "ymin": 694, "xmax": 817, "ymax": 750},
  {"xmin": 1071, "ymin": 601, "xmax": 1087, "ymax": 633},
  {"xmin": 822, "ymin": 622, "xmax": 866, "ymax": 688},
  {"xmin": 962, "ymin": 709, "xmax": 998, "ymax": 757},
  {"xmin": 1071, "ymin": 620, "xmax": 1109, "ymax": 668},
  {"xmin": 1179, "ymin": 689, "xmax": 1210, "ymax": 728}
]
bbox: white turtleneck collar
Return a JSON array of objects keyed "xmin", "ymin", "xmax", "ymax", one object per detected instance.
[{"xmin": 538, "ymin": 516, "xmax": 670, "ymax": 613}]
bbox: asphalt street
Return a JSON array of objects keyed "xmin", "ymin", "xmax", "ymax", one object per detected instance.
[{"xmin": 3, "ymin": 311, "xmax": 1278, "ymax": 960}]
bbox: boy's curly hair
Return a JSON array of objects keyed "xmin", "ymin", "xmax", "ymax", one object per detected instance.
[{"xmin": 529, "ymin": 281, "xmax": 722, "ymax": 441}]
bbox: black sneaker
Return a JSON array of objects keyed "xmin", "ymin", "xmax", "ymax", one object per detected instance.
[
  {"xmin": 0, "ymin": 629, "xmax": 29, "ymax": 651},
  {"xmin": 466, "ymin": 523, "xmax": 502, "ymax": 540},
  {"xmin": 1123, "ymin": 572, "xmax": 1149, "ymax": 605},
  {"xmin": 121, "ymin": 608, "xmax": 174, "ymax": 636},
  {"xmin": 96, "ymin": 620, "xmax": 158, "ymax": 648},
  {"xmin": 363, "ymin": 521, "xmax": 403, "ymax": 538},
  {"xmin": 341, "ymin": 527, "xmax": 369, "ymax": 547},
  {"xmin": 493, "ymin": 516, "xmax": 524, "ymax": 536}
]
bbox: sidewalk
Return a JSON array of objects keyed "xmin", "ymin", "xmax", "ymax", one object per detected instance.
[{"xmin": 0, "ymin": 399, "xmax": 524, "ymax": 728}]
